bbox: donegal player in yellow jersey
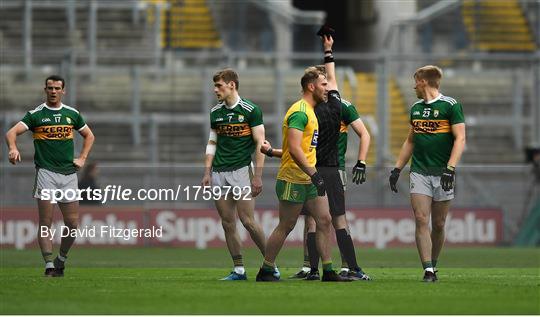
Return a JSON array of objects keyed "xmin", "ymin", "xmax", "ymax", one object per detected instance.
[
  {"xmin": 5, "ymin": 75, "xmax": 95, "ymax": 277},
  {"xmin": 262, "ymin": 34, "xmax": 372, "ymax": 281},
  {"xmin": 256, "ymin": 63, "xmax": 349, "ymax": 282},
  {"xmin": 389, "ymin": 65, "xmax": 466, "ymax": 282}
]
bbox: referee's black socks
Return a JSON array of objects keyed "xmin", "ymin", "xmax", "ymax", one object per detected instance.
[
  {"xmin": 306, "ymin": 232, "xmax": 319, "ymax": 271},
  {"xmin": 336, "ymin": 228, "xmax": 361, "ymax": 272}
]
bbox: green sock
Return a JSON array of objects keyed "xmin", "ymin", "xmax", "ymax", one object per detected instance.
[
  {"xmin": 322, "ymin": 261, "xmax": 333, "ymax": 272},
  {"xmin": 42, "ymin": 252, "xmax": 53, "ymax": 263},
  {"xmin": 422, "ymin": 261, "xmax": 433, "ymax": 269},
  {"xmin": 432, "ymin": 259, "xmax": 437, "ymax": 268},
  {"xmin": 262, "ymin": 261, "xmax": 275, "ymax": 272},
  {"xmin": 232, "ymin": 254, "xmax": 244, "ymax": 267},
  {"xmin": 59, "ymin": 248, "xmax": 69, "ymax": 259},
  {"xmin": 303, "ymin": 255, "xmax": 310, "ymax": 268}
]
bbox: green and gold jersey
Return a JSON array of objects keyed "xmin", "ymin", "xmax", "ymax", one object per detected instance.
[
  {"xmin": 277, "ymin": 99, "xmax": 318, "ymax": 184},
  {"xmin": 210, "ymin": 97, "xmax": 263, "ymax": 172},
  {"xmin": 20, "ymin": 103, "xmax": 87, "ymax": 175},
  {"xmin": 338, "ymin": 99, "xmax": 360, "ymax": 170},
  {"xmin": 409, "ymin": 94, "xmax": 465, "ymax": 176}
]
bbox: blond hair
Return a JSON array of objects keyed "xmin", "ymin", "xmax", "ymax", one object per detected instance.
[
  {"xmin": 301, "ymin": 67, "xmax": 325, "ymax": 92},
  {"xmin": 414, "ymin": 65, "xmax": 443, "ymax": 88}
]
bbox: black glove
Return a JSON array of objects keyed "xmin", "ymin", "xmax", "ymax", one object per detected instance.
[
  {"xmin": 440, "ymin": 166, "xmax": 455, "ymax": 191},
  {"xmin": 389, "ymin": 168, "xmax": 401, "ymax": 193},
  {"xmin": 316, "ymin": 24, "xmax": 335, "ymax": 37},
  {"xmin": 310, "ymin": 172, "xmax": 326, "ymax": 196},
  {"xmin": 352, "ymin": 160, "xmax": 366, "ymax": 184}
]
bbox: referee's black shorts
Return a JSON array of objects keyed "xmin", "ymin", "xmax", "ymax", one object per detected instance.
[{"xmin": 301, "ymin": 167, "xmax": 345, "ymax": 217}]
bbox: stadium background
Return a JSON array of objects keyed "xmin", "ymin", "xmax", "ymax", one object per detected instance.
[
  {"xmin": 0, "ymin": 0, "xmax": 539, "ymax": 314},
  {"xmin": 2, "ymin": 0, "xmax": 539, "ymax": 247},
  {"xmin": 0, "ymin": 0, "xmax": 540, "ymax": 314}
]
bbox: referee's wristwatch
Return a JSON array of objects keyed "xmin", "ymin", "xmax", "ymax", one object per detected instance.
[{"xmin": 265, "ymin": 148, "xmax": 273, "ymax": 158}]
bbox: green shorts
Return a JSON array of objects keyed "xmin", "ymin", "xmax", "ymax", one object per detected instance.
[{"xmin": 275, "ymin": 179, "xmax": 317, "ymax": 203}]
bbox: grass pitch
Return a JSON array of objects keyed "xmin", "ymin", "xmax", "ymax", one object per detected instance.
[{"xmin": 1, "ymin": 247, "xmax": 539, "ymax": 314}]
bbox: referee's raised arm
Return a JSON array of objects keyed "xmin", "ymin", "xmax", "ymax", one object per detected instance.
[{"xmin": 322, "ymin": 35, "xmax": 337, "ymax": 92}]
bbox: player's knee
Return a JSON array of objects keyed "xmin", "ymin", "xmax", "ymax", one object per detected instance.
[
  {"xmin": 414, "ymin": 213, "xmax": 430, "ymax": 227},
  {"xmin": 39, "ymin": 217, "xmax": 53, "ymax": 228},
  {"xmin": 432, "ymin": 220, "xmax": 446, "ymax": 233},
  {"xmin": 240, "ymin": 217, "xmax": 256, "ymax": 232},
  {"xmin": 306, "ymin": 216, "xmax": 316, "ymax": 232},
  {"xmin": 331, "ymin": 215, "xmax": 347, "ymax": 230},
  {"xmin": 63, "ymin": 217, "xmax": 79, "ymax": 229},
  {"xmin": 221, "ymin": 219, "xmax": 237, "ymax": 233},
  {"xmin": 316, "ymin": 213, "xmax": 332, "ymax": 230},
  {"xmin": 278, "ymin": 219, "xmax": 297, "ymax": 235}
]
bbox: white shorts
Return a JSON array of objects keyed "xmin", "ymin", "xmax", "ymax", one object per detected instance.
[
  {"xmin": 410, "ymin": 172, "xmax": 454, "ymax": 201},
  {"xmin": 33, "ymin": 168, "xmax": 78, "ymax": 203},
  {"xmin": 211, "ymin": 165, "xmax": 252, "ymax": 198}
]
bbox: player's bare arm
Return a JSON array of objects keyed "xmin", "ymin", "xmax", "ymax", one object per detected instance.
[
  {"xmin": 447, "ymin": 123, "xmax": 466, "ymax": 168},
  {"xmin": 251, "ymin": 125, "xmax": 266, "ymax": 197},
  {"xmin": 322, "ymin": 35, "xmax": 337, "ymax": 91},
  {"xmin": 440, "ymin": 122, "xmax": 466, "ymax": 191},
  {"xmin": 202, "ymin": 129, "xmax": 217, "ymax": 186},
  {"xmin": 73, "ymin": 125, "xmax": 95, "ymax": 169},
  {"xmin": 5, "ymin": 122, "xmax": 29, "ymax": 165},
  {"xmin": 287, "ymin": 128, "xmax": 316, "ymax": 177},
  {"xmin": 350, "ymin": 119, "xmax": 371, "ymax": 162},
  {"xmin": 395, "ymin": 127, "xmax": 415, "ymax": 169},
  {"xmin": 389, "ymin": 127, "xmax": 415, "ymax": 192},
  {"xmin": 349, "ymin": 118, "xmax": 371, "ymax": 184},
  {"xmin": 260, "ymin": 140, "xmax": 283, "ymax": 158}
]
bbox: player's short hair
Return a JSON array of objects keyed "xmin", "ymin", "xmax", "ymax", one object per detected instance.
[
  {"xmin": 45, "ymin": 75, "xmax": 65, "ymax": 88},
  {"xmin": 305, "ymin": 65, "xmax": 326, "ymax": 76},
  {"xmin": 213, "ymin": 68, "xmax": 239, "ymax": 90},
  {"xmin": 414, "ymin": 65, "xmax": 442, "ymax": 88},
  {"xmin": 301, "ymin": 68, "xmax": 325, "ymax": 92}
]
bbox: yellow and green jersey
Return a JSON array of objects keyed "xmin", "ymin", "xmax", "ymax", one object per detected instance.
[
  {"xmin": 210, "ymin": 97, "xmax": 263, "ymax": 172},
  {"xmin": 277, "ymin": 99, "xmax": 318, "ymax": 184},
  {"xmin": 20, "ymin": 103, "xmax": 87, "ymax": 175},
  {"xmin": 338, "ymin": 98, "xmax": 360, "ymax": 170},
  {"xmin": 410, "ymin": 94, "xmax": 465, "ymax": 176}
]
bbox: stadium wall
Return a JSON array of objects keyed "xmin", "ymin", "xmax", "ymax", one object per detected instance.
[{"xmin": 1, "ymin": 207, "xmax": 503, "ymax": 250}]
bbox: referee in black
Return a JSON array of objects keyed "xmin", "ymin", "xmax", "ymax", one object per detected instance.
[{"xmin": 262, "ymin": 31, "xmax": 370, "ymax": 281}]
